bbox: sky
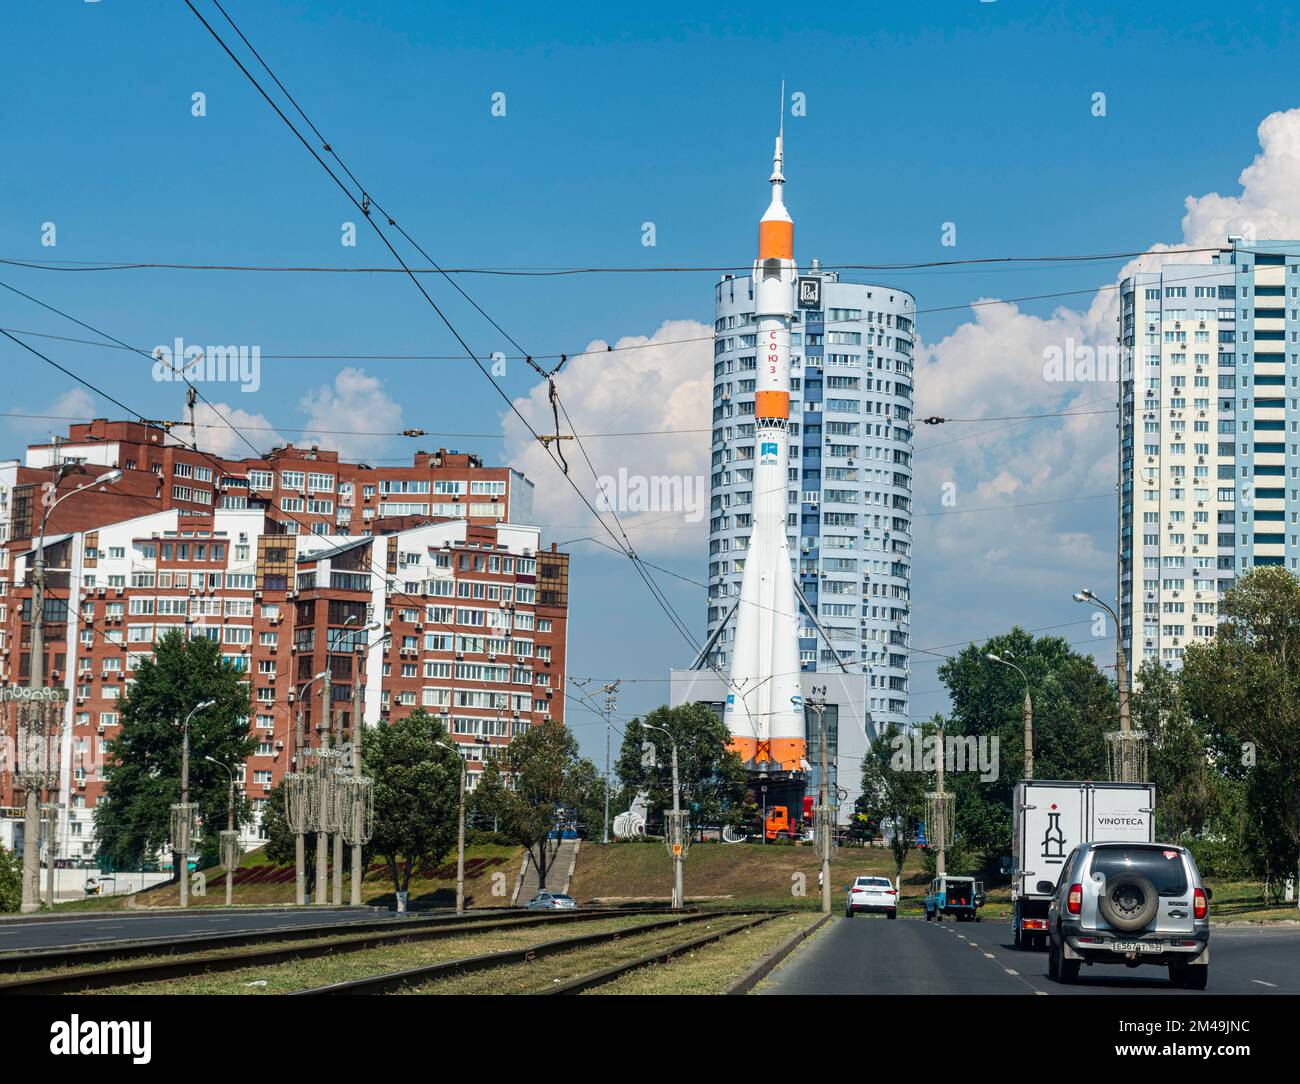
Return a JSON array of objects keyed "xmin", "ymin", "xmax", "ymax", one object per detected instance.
[{"xmin": 3, "ymin": 0, "xmax": 1300, "ymax": 763}]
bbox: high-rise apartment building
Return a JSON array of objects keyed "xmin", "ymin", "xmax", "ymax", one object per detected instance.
[
  {"xmin": 704, "ymin": 263, "xmax": 915, "ymax": 731},
  {"xmin": 1119, "ymin": 238, "xmax": 1300, "ymax": 674}
]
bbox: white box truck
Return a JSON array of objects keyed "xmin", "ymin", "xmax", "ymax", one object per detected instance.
[{"xmin": 1011, "ymin": 780, "xmax": 1156, "ymax": 950}]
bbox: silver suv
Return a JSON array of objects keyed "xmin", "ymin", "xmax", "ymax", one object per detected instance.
[{"xmin": 1042, "ymin": 841, "xmax": 1210, "ymax": 989}]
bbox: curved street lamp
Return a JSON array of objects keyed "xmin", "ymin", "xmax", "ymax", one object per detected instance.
[
  {"xmin": 641, "ymin": 721, "xmax": 684, "ymax": 910},
  {"xmin": 176, "ymin": 699, "xmax": 216, "ymax": 908},
  {"xmin": 1073, "ymin": 588, "xmax": 1132, "ymax": 777},
  {"xmin": 986, "ymin": 651, "xmax": 1033, "ymax": 780}
]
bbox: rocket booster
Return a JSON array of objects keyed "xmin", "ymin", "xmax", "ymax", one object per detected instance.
[{"xmin": 723, "ymin": 132, "xmax": 806, "ymax": 776}]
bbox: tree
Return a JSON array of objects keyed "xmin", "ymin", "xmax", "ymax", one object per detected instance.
[
  {"xmin": 473, "ymin": 721, "xmax": 598, "ymax": 891},
  {"xmin": 858, "ymin": 722, "xmax": 927, "ymax": 885},
  {"xmin": 1131, "ymin": 658, "xmax": 1223, "ymax": 841},
  {"xmin": 1179, "ymin": 566, "xmax": 1300, "ymax": 901},
  {"xmin": 614, "ymin": 702, "xmax": 748, "ymax": 836},
  {"xmin": 94, "ymin": 631, "xmax": 255, "ymax": 872},
  {"xmin": 0, "ymin": 846, "xmax": 21, "ymax": 913},
  {"xmin": 362, "ymin": 709, "xmax": 462, "ymax": 899},
  {"xmin": 937, "ymin": 628, "xmax": 1113, "ymax": 857}
]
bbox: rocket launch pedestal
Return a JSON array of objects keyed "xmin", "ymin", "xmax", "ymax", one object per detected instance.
[{"xmin": 720, "ymin": 132, "xmax": 807, "ymax": 783}]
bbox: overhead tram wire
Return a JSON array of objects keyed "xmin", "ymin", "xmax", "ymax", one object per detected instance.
[
  {"xmin": 202, "ymin": 0, "xmax": 704, "ymax": 656},
  {"xmin": 0, "ymin": 330, "xmax": 569, "ymax": 724},
  {"xmin": 0, "ymin": 245, "xmax": 1225, "ymax": 276},
  {"xmin": 0, "ymin": 258, "xmax": 1235, "ymax": 377},
  {"xmin": 0, "ymin": 299, "xmax": 549, "ymax": 674},
  {"xmin": 184, "ymin": 0, "xmax": 719, "ymax": 660},
  {"xmin": 0, "ymin": 259, "xmax": 1237, "ymax": 367}
]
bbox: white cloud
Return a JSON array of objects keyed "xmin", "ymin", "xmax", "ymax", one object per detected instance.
[
  {"xmin": 501, "ymin": 320, "xmax": 712, "ymax": 555},
  {"xmin": 1182, "ymin": 108, "xmax": 1300, "ymax": 246},
  {"xmin": 189, "ymin": 402, "xmax": 283, "ymax": 458},
  {"xmin": 299, "ymin": 367, "xmax": 403, "ymax": 462},
  {"xmin": 911, "ymin": 107, "xmax": 1300, "ymax": 644}
]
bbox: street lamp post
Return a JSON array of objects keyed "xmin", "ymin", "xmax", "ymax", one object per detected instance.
[
  {"xmin": 19, "ymin": 461, "xmax": 121, "ymax": 913},
  {"xmin": 316, "ymin": 670, "xmax": 334, "ymax": 907},
  {"xmin": 434, "ymin": 734, "xmax": 467, "ymax": 914},
  {"xmin": 1073, "ymin": 588, "xmax": 1135, "ymax": 781},
  {"xmin": 290, "ymin": 671, "xmax": 328, "ymax": 905},
  {"xmin": 642, "ymin": 722, "xmax": 683, "ymax": 909},
  {"xmin": 204, "ymin": 756, "xmax": 237, "ymax": 906},
  {"xmin": 176, "ymin": 699, "xmax": 216, "ymax": 908},
  {"xmin": 986, "ymin": 651, "xmax": 1033, "ymax": 779},
  {"xmin": 347, "ymin": 624, "xmax": 382, "ymax": 907}
]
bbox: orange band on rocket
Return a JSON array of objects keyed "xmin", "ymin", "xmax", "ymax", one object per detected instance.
[
  {"xmin": 758, "ymin": 220, "xmax": 793, "ymax": 260},
  {"xmin": 755, "ymin": 390, "xmax": 789, "ymax": 420}
]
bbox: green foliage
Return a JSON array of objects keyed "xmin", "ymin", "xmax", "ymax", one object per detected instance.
[
  {"xmin": 614, "ymin": 702, "xmax": 748, "ymax": 832},
  {"xmin": 1131, "ymin": 658, "xmax": 1226, "ymax": 841},
  {"xmin": 470, "ymin": 721, "xmax": 598, "ymax": 891},
  {"xmin": 858, "ymin": 721, "xmax": 928, "ymax": 879},
  {"xmin": 363, "ymin": 709, "xmax": 462, "ymax": 897},
  {"xmin": 0, "ymin": 846, "xmax": 21, "ymax": 913},
  {"xmin": 937, "ymin": 628, "xmax": 1113, "ymax": 856},
  {"xmin": 93, "ymin": 631, "xmax": 255, "ymax": 871},
  {"xmin": 1178, "ymin": 566, "xmax": 1300, "ymax": 894}
]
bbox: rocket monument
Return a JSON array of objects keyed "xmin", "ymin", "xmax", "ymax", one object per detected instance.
[{"xmin": 722, "ymin": 125, "xmax": 808, "ymax": 779}]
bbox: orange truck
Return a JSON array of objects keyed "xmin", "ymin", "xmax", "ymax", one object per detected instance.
[{"xmin": 765, "ymin": 796, "xmax": 815, "ymax": 841}]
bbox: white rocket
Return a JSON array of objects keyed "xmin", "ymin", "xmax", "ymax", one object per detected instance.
[{"xmin": 722, "ymin": 129, "xmax": 807, "ymax": 777}]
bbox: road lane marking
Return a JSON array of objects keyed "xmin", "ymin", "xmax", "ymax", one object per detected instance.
[{"xmin": 1252, "ymin": 979, "xmax": 1278, "ymax": 988}]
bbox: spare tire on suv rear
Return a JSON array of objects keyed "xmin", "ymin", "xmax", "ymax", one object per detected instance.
[{"xmin": 1098, "ymin": 872, "xmax": 1159, "ymax": 931}]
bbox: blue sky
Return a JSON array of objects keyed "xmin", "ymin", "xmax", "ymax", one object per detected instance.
[{"xmin": 2, "ymin": 1, "xmax": 1299, "ymax": 761}]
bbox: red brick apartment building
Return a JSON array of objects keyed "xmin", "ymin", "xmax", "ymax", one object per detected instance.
[{"xmin": 0, "ymin": 420, "xmax": 569, "ymax": 860}]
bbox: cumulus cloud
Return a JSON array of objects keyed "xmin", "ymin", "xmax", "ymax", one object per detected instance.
[
  {"xmin": 299, "ymin": 367, "xmax": 403, "ymax": 462},
  {"xmin": 189, "ymin": 401, "xmax": 283, "ymax": 458},
  {"xmin": 910, "ymin": 107, "xmax": 1300, "ymax": 646},
  {"xmin": 1182, "ymin": 108, "xmax": 1300, "ymax": 245},
  {"xmin": 501, "ymin": 320, "xmax": 712, "ymax": 555}
]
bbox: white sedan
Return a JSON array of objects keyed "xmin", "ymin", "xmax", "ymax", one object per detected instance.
[{"xmin": 846, "ymin": 876, "xmax": 898, "ymax": 919}]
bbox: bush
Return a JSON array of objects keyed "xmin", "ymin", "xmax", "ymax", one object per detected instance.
[
  {"xmin": 1184, "ymin": 836, "xmax": 1253, "ymax": 881},
  {"xmin": 0, "ymin": 846, "xmax": 21, "ymax": 913},
  {"xmin": 464, "ymin": 830, "xmax": 514, "ymax": 848}
]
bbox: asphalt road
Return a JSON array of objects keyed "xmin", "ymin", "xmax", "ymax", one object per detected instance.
[
  {"xmin": 760, "ymin": 914, "xmax": 1300, "ymax": 995},
  {"xmin": 0, "ymin": 908, "xmax": 400, "ymax": 954}
]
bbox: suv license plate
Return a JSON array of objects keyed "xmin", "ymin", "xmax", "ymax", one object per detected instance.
[{"xmin": 1111, "ymin": 941, "xmax": 1163, "ymax": 953}]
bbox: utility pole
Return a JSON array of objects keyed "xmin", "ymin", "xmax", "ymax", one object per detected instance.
[
  {"xmin": 205, "ymin": 755, "xmax": 237, "ymax": 907},
  {"xmin": 643, "ymin": 721, "xmax": 683, "ymax": 909},
  {"xmin": 316, "ymin": 671, "xmax": 331, "ymax": 906},
  {"xmin": 455, "ymin": 760, "xmax": 466, "ymax": 915},
  {"xmin": 601, "ymin": 680, "xmax": 620, "ymax": 845},
  {"xmin": 669, "ymin": 738, "xmax": 682, "ymax": 908},
  {"xmin": 293, "ymin": 689, "xmax": 307, "ymax": 906},
  {"xmin": 19, "ymin": 446, "xmax": 120, "ymax": 911},
  {"xmin": 22, "ymin": 436, "xmax": 56, "ymax": 914},
  {"xmin": 935, "ymin": 722, "xmax": 946, "ymax": 878},
  {"xmin": 809, "ymin": 688, "xmax": 831, "ymax": 915},
  {"xmin": 350, "ymin": 677, "xmax": 364, "ymax": 908},
  {"xmin": 179, "ymin": 712, "xmax": 191, "ymax": 907},
  {"xmin": 174, "ymin": 701, "xmax": 213, "ymax": 908}
]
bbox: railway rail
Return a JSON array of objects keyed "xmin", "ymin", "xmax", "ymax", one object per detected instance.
[
  {"xmin": 0, "ymin": 906, "xmax": 691, "ymax": 995},
  {"xmin": 295, "ymin": 909, "xmax": 788, "ymax": 996}
]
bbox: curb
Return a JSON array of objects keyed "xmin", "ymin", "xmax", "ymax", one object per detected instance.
[
  {"xmin": 726, "ymin": 912, "xmax": 831, "ymax": 995},
  {"xmin": 0, "ymin": 904, "xmax": 376, "ymax": 925}
]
